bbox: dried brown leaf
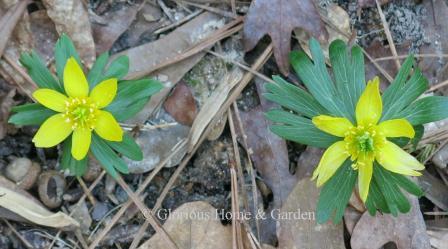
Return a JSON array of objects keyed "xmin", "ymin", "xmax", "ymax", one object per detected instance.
[
  {"xmin": 42, "ymin": 0, "xmax": 96, "ymax": 67},
  {"xmin": 91, "ymin": 2, "xmax": 140, "ymax": 54},
  {"xmin": 278, "ymin": 178, "xmax": 345, "ymax": 249},
  {"xmin": 0, "ymin": 176, "xmax": 79, "ymax": 230},
  {"xmin": 0, "ymin": 89, "xmax": 14, "ymax": 140},
  {"xmin": 243, "ymin": 0, "xmax": 327, "ymax": 75},
  {"xmin": 117, "ymin": 12, "xmax": 222, "ymax": 123},
  {"xmin": 138, "ymin": 201, "xmax": 232, "ymax": 249},
  {"xmin": 351, "ymin": 197, "xmax": 430, "ymax": 249},
  {"xmin": 163, "ymin": 81, "xmax": 197, "ymax": 126},
  {"xmin": 0, "ymin": 0, "xmax": 28, "ymax": 57}
]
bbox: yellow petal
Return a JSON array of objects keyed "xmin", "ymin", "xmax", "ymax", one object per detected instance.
[
  {"xmin": 356, "ymin": 77, "xmax": 382, "ymax": 126},
  {"xmin": 32, "ymin": 114, "xmax": 72, "ymax": 147},
  {"xmin": 89, "ymin": 78, "xmax": 117, "ymax": 108},
  {"xmin": 377, "ymin": 141, "xmax": 424, "ymax": 176},
  {"xmin": 312, "ymin": 141, "xmax": 349, "ymax": 186},
  {"xmin": 64, "ymin": 57, "xmax": 89, "ymax": 98},
  {"xmin": 94, "ymin": 110, "xmax": 123, "ymax": 141},
  {"xmin": 33, "ymin": 89, "xmax": 68, "ymax": 112},
  {"xmin": 72, "ymin": 128, "xmax": 91, "ymax": 160},
  {"xmin": 378, "ymin": 119, "xmax": 415, "ymax": 138},
  {"xmin": 357, "ymin": 154, "xmax": 373, "ymax": 203},
  {"xmin": 312, "ymin": 115, "xmax": 354, "ymax": 137}
]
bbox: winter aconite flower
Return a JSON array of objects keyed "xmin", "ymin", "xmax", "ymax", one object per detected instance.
[
  {"xmin": 32, "ymin": 57, "xmax": 123, "ymax": 160},
  {"xmin": 265, "ymin": 38, "xmax": 448, "ymax": 224},
  {"xmin": 311, "ymin": 77, "xmax": 424, "ymax": 202},
  {"xmin": 9, "ymin": 34, "xmax": 162, "ymax": 178}
]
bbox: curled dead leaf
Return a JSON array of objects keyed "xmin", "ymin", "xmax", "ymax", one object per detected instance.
[{"xmin": 0, "ymin": 176, "xmax": 79, "ymax": 231}]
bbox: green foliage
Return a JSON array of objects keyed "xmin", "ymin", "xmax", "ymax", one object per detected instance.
[
  {"xmin": 19, "ymin": 51, "xmax": 62, "ymax": 92},
  {"xmin": 107, "ymin": 133, "xmax": 143, "ymax": 161},
  {"xmin": 265, "ymin": 110, "xmax": 339, "ymax": 148},
  {"xmin": 91, "ymin": 134, "xmax": 129, "ymax": 179},
  {"xmin": 316, "ymin": 161, "xmax": 357, "ymax": 224},
  {"xmin": 398, "ymin": 96, "xmax": 448, "ymax": 125},
  {"xmin": 329, "ymin": 40, "xmax": 365, "ymax": 119},
  {"xmin": 103, "ymin": 55, "xmax": 129, "ymax": 80},
  {"xmin": 105, "ymin": 78, "xmax": 163, "ymax": 121},
  {"xmin": 265, "ymin": 38, "xmax": 445, "ymax": 223},
  {"xmin": 264, "ymin": 76, "xmax": 327, "ymax": 118},
  {"xmin": 61, "ymin": 137, "xmax": 88, "ymax": 177},
  {"xmin": 55, "ymin": 33, "xmax": 81, "ymax": 83},
  {"xmin": 10, "ymin": 34, "xmax": 163, "ymax": 179},
  {"xmin": 290, "ymin": 39, "xmax": 348, "ymax": 120},
  {"xmin": 9, "ymin": 104, "xmax": 56, "ymax": 126},
  {"xmin": 365, "ymin": 165, "xmax": 423, "ymax": 216},
  {"xmin": 87, "ymin": 52, "xmax": 110, "ymax": 88}
]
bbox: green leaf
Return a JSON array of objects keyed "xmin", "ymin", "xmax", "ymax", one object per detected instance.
[
  {"xmin": 382, "ymin": 68, "xmax": 428, "ymax": 121},
  {"xmin": 55, "ymin": 34, "xmax": 81, "ymax": 83},
  {"xmin": 382, "ymin": 55, "xmax": 414, "ymax": 108},
  {"xmin": 389, "ymin": 172, "xmax": 424, "ymax": 197},
  {"xmin": 373, "ymin": 165, "xmax": 411, "ymax": 216},
  {"xmin": 91, "ymin": 133, "xmax": 129, "ymax": 179},
  {"xmin": 87, "ymin": 52, "xmax": 110, "ymax": 88},
  {"xmin": 105, "ymin": 78, "xmax": 163, "ymax": 121},
  {"xmin": 61, "ymin": 137, "xmax": 88, "ymax": 177},
  {"xmin": 107, "ymin": 133, "xmax": 143, "ymax": 161},
  {"xmin": 365, "ymin": 179, "xmax": 390, "ymax": 216},
  {"xmin": 329, "ymin": 40, "xmax": 365, "ymax": 119},
  {"xmin": 264, "ymin": 76, "xmax": 328, "ymax": 118},
  {"xmin": 19, "ymin": 51, "xmax": 62, "ymax": 91},
  {"xmin": 8, "ymin": 103, "xmax": 56, "ymax": 125},
  {"xmin": 103, "ymin": 55, "xmax": 129, "ymax": 80},
  {"xmin": 317, "ymin": 160, "xmax": 357, "ymax": 224},
  {"xmin": 290, "ymin": 38, "xmax": 348, "ymax": 119},
  {"xmin": 411, "ymin": 125, "xmax": 424, "ymax": 149},
  {"xmin": 398, "ymin": 96, "xmax": 448, "ymax": 125},
  {"xmin": 265, "ymin": 110, "xmax": 339, "ymax": 148}
]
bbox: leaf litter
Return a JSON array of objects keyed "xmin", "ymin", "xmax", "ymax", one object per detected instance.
[{"xmin": 1, "ymin": 0, "xmax": 448, "ymax": 248}]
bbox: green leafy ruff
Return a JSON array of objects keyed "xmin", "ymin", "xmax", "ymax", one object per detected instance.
[{"xmin": 265, "ymin": 38, "xmax": 448, "ymax": 223}]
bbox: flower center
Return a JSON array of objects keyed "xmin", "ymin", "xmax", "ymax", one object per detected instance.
[
  {"xmin": 63, "ymin": 97, "xmax": 98, "ymax": 130},
  {"xmin": 357, "ymin": 132, "xmax": 374, "ymax": 152},
  {"xmin": 344, "ymin": 123, "xmax": 386, "ymax": 167}
]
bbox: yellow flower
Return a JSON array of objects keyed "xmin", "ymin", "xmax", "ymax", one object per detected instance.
[
  {"xmin": 32, "ymin": 57, "xmax": 123, "ymax": 160},
  {"xmin": 311, "ymin": 77, "xmax": 424, "ymax": 202}
]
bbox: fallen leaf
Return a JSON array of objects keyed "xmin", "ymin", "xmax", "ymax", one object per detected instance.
[
  {"xmin": 351, "ymin": 197, "xmax": 430, "ymax": 249},
  {"xmin": 0, "ymin": 175, "xmax": 79, "ymax": 230},
  {"xmin": 126, "ymin": 119, "xmax": 189, "ymax": 173},
  {"xmin": 91, "ymin": 2, "xmax": 140, "ymax": 54},
  {"xmin": 163, "ymin": 81, "xmax": 197, "ymax": 126},
  {"xmin": 188, "ymin": 69, "xmax": 242, "ymax": 151},
  {"xmin": 295, "ymin": 3, "xmax": 351, "ymax": 60},
  {"xmin": 0, "ymin": 0, "xmax": 28, "ymax": 57},
  {"xmin": 236, "ymin": 80, "xmax": 298, "ymax": 244},
  {"xmin": 343, "ymin": 206, "xmax": 363, "ymax": 235},
  {"xmin": 42, "ymin": 0, "xmax": 96, "ymax": 67},
  {"xmin": 427, "ymin": 229, "xmax": 448, "ymax": 249},
  {"xmin": 29, "ymin": 10, "xmax": 58, "ymax": 63},
  {"xmin": 138, "ymin": 201, "xmax": 232, "ymax": 249},
  {"xmin": 0, "ymin": 89, "xmax": 14, "ymax": 140},
  {"xmin": 120, "ymin": 12, "xmax": 222, "ymax": 124},
  {"xmin": 278, "ymin": 178, "xmax": 345, "ymax": 249},
  {"xmin": 418, "ymin": 171, "xmax": 448, "ymax": 211},
  {"xmin": 243, "ymin": 0, "xmax": 327, "ymax": 75}
]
